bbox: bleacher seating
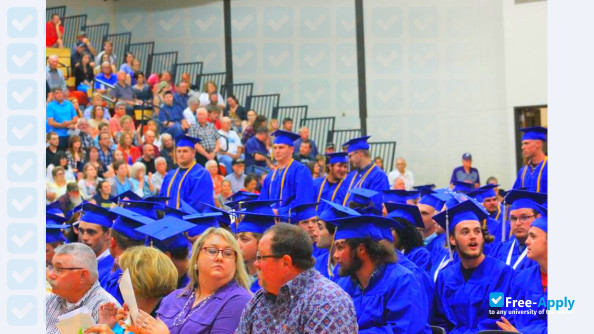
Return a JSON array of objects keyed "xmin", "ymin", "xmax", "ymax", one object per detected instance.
[
  {"xmin": 103, "ymin": 32, "xmax": 132, "ymax": 67},
  {"xmin": 62, "ymin": 14, "xmax": 87, "ymax": 48},
  {"xmin": 174, "ymin": 62, "xmax": 204, "ymax": 90},
  {"xmin": 221, "ymin": 83, "xmax": 253, "ymax": 107},
  {"xmin": 85, "ymin": 23, "xmax": 109, "ymax": 56},
  {"xmin": 148, "ymin": 51, "xmax": 178, "ymax": 78},
  {"xmin": 329, "ymin": 129, "xmax": 361, "ymax": 148},
  {"xmin": 197, "ymin": 72, "xmax": 228, "ymax": 92},
  {"xmin": 300, "ymin": 117, "xmax": 336, "ymax": 153},
  {"xmin": 246, "ymin": 94, "xmax": 280, "ymax": 120},
  {"xmin": 273, "ymin": 106, "xmax": 308, "ymax": 130},
  {"xmin": 127, "ymin": 42, "xmax": 154, "ymax": 74},
  {"xmin": 46, "ymin": 47, "xmax": 74, "ymax": 87},
  {"xmin": 47, "ymin": 6, "xmax": 66, "ymax": 21}
]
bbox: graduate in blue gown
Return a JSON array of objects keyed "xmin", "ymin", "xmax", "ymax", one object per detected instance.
[
  {"xmin": 416, "ymin": 192, "xmax": 446, "ymax": 255},
  {"xmin": 289, "ymin": 202, "xmax": 326, "ymax": 258},
  {"xmin": 468, "ymin": 184, "xmax": 509, "ymax": 244},
  {"xmin": 46, "ymin": 214, "xmax": 68, "ymax": 268},
  {"xmin": 313, "ymin": 152, "xmax": 349, "ymax": 213},
  {"xmin": 497, "ymin": 207, "xmax": 548, "ymax": 333},
  {"xmin": 334, "ymin": 136, "xmax": 389, "ymax": 206},
  {"xmin": 493, "ymin": 190, "xmax": 547, "ymax": 271},
  {"xmin": 259, "ymin": 130, "xmax": 315, "ymax": 215},
  {"xmin": 159, "ymin": 135, "xmax": 216, "ymax": 211},
  {"xmin": 332, "ymin": 215, "xmax": 430, "ymax": 333},
  {"xmin": 431, "ymin": 198, "xmax": 514, "ymax": 334},
  {"xmin": 77, "ymin": 203, "xmax": 116, "ymax": 283},
  {"xmin": 513, "ymin": 126, "xmax": 548, "ymax": 193}
]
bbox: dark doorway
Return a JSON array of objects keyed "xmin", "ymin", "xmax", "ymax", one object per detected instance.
[{"xmin": 514, "ymin": 105, "xmax": 548, "ymax": 171}]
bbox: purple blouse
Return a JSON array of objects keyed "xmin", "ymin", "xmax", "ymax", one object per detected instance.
[{"xmin": 156, "ymin": 280, "xmax": 251, "ymax": 334}]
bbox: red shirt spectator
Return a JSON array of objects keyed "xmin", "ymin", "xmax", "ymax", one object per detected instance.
[{"xmin": 46, "ymin": 15, "xmax": 65, "ymax": 47}]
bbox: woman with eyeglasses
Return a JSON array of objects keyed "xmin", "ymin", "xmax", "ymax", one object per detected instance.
[{"xmin": 121, "ymin": 227, "xmax": 252, "ymax": 334}]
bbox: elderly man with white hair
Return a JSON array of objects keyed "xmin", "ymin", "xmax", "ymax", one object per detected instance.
[
  {"xmin": 183, "ymin": 95, "xmax": 200, "ymax": 126},
  {"xmin": 388, "ymin": 157, "xmax": 415, "ymax": 190},
  {"xmin": 188, "ymin": 107, "xmax": 221, "ymax": 166},
  {"xmin": 217, "ymin": 116, "xmax": 243, "ymax": 174},
  {"xmin": 46, "ymin": 243, "xmax": 119, "ymax": 334},
  {"xmin": 46, "ymin": 54, "xmax": 68, "ymax": 93}
]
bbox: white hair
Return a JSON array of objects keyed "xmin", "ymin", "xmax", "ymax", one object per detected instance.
[
  {"xmin": 221, "ymin": 116, "xmax": 231, "ymax": 123},
  {"xmin": 196, "ymin": 107, "xmax": 208, "ymax": 116},
  {"xmin": 205, "ymin": 160, "xmax": 218, "ymax": 170},
  {"xmin": 188, "ymin": 95, "xmax": 200, "ymax": 106},
  {"xmin": 131, "ymin": 162, "xmax": 146, "ymax": 178},
  {"xmin": 55, "ymin": 243, "xmax": 98, "ymax": 281},
  {"xmin": 49, "ymin": 54, "xmax": 59, "ymax": 61},
  {"xmin": 154, "ymin": 156, "xmax": 166, "ymax": 168}
]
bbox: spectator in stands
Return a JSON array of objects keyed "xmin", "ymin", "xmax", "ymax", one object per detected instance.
[
  {"xmin": 189, "ymin": 108, "xmax": 221, "ymax": 166},
  {"xmin": 393, "ymin": 177, "xmax": 406, "ymax": 190},
  {"xmin": 374, "ymin": 156, "xmax": 384, "ymax": 170},
  {"xmin": 224, "ymin": 94, "xmax": 247, "ymax": 124},
  {"xmin": 207, "ymin": 92, "xmax": 226, "ymax": 114},
  {"xmin": 94, "ymin": 53, "xmax": 117, "ymax": 75},
  {"xmin": 199, "ymin": 80, "xmax": 225, "ymax": 108},
  {"xmin": 94, "ymin": 61, "xmax": 118, "ymax": 94},
  {"xmin": 95, "ymin": 40, "xmax": 116, "ymax": 66},
  {"xmin": 84, "ymin": 93, "xmax": 110, "ymax": 120},
  {"xmin": 174, "ymin": 81, "xmax": 191, "ymax": 111},
  {"xmin": 450, "ymin": 153, "xmax": 480, "ymax": 188},
  {"xmin": 109, "ymin": 102, "xmax": 127, "ymax": 139},
  {"xmin": 140, "ymin": 129, "xmax": 160, "ymax": 156},
  {"xmin": 69, "ymin": 97, "xmax": 84, "ymax": 118},
  {"xmin": 158, "ymin": 91, "xmax": 187, "ymax": 138},
  {"xmin": 151, "ymin": 157, "xmax": 168, "ymax": 194},
  {"xmin": 89, "ymin": 106, "xmax": 106, "ymax": 137},
  {"xmin": 218, "ymin": 117, "xmax": 243, "ymax": 174},
  {"xmin": 120, "ymin": 52, "xmax": 136, "ymax": 85},
  {"xmin": 47, "ymin": 87, "xmax": 78, "ymax": 149},
  {"xmin": 216, "ymin": 179, "xmax": 234, "ymax": 208},
  {"xmin": 244, "ymin": 127, "xmax": 272, "ymax": 175},
  {"xmin": 47, "ymin": 151, "xmax": 76, "ymax": 183},
  {"xmin": 117, "ymin": 115, "xmax": 140, "ymax": 146},
  {"xmin": 293, "ymin": 140, "xmax": 314, "ymax": 165},
  {"xmin": 388, "ymin": 157, "xmax": 415, "ymax": 190},
  {"xmin": 132, "ymin": 72, "xmax": 151, "ymax": 103},
  {"xmin": 46, "ymin": 166, "xmax": 68, "ymax": 203},
  {"xmin": 140, "ymin": 120, "xmax": 161, "ymax": 148},
  {"xmin": 130, "ymin": 162, "xmax": 155, "ymax": 197},
  {"xmin": 268, "ymin": 118, "xmax": 280, "ymax": 133},
  {"xmin": 90, "ymin": 180, "xmax": 113, "ymax": 208},
  {"xmin": 108, "ymin": 160, "xmax": 133, "ymax": 196},
  {"xmin": 310, "ymin": 160, "xmax": 324, "ymax": 179},
  {"xmin": 159, "ymin": 133, "xmax": 176, "ymax": 171},
  {"xmin": 47, "ymin": 132, "xmax": 60, "ymax": 167},
  {"xmin": 46, "ymin": 14, "xmax": 64, "ymax": 48},
  {"xmin": 160, "ymin": 71, "xmax": 176, "ymax": 93},
  {"xmin": 136, "ymin": 144, "xmax": 156, "ymax": 175},
  {"xmin": 183, "ymin": 95, "xmax": 200, "ymax": 126},
  {"xmin": 58, "ymin": 182, "xmax": 84, "ymax": 214},
  {"xmin": 76, "ymin": 118, "xmax": 95, "ymax": 151},
  {"xmin": 282, "ymin": 117, "xmax": 293, "ymax": 132},
  {"xmin": 117, "ymin": 132, "xmax": 141, "ymax": 165},
  {"xmin": 241, "ymin": 173, "xmax": 259, "ymax": 194},
  {"xmin": 225, "ymin": 159, "xmax": 246, "ymax": 193},
  {"xmin": 111, "ymin": 71, "xmax": 141, "ymax": 117},
  {"xmin": 242, "ymin": 114, "xmax": 266, "ymax": 145},
  {"xmin": 208, "ymin": 107, "xmax": 222, "ymax": 129},
  {"xmin": 78, "ymin": 163, "xmax": 100, "ymax": 200},
  {"xmin": 294, "ymin": 126, "xmax": 319, "ymax": 159},
  {"xmin": 74, "ymin": 52, "xmax": 94, "ymax": 91},
  {"xmin": 46, "ymin": 55, "xmax": 68, "ymax": 92},
  {"xmin": 66, "ymin": 135, "xmax": 85, "ymax": 176},
  {"xmin": 85, "ymin": 146, "xmax": 108, "ymax": 179},
  {"xmin": 207, "ymin": 160, "xmax": 225, "ymax": 196},
  {"xmin": 180, "ymin": 72, "xmax": 196, "ymax": 93},
  {"xmin": 72, "ymin": 30, "xmax": 97, "ymax": 61},
  {"xmin": 98, "ymin": 132, "xmax": 116, "ymax": 168},
  {"xmin": 71, "ymin": 42, "xmax": 87, "ymax": 68}
]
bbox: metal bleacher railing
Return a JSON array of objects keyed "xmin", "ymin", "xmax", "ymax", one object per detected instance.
[
  {"xmin": 221, "ymin": 83, "xmax": 253, "ymax": 108},
  {"xmin": 127, "ymin": 42, "xmax": 155, "ymax": 74},
  {"xmin": 329, "ymin": 129, "xmax": 362, "ymax": 148},
  {"xmin": 174, "ymin": 62, "xmax": 204, "ymax": 90},
  {"xmin": 300, "ymin": 117, "xmax": 335, "ymax": 153},
  {"xmin": 62, "ymin": 14, "xmax": 87, "ymax": 48},
  {"xmin": 103, "ymin": 32, "xmax": 132, "ymax": 68},
  {"xmin": 369, "ymin": 141, "xmax": 397, "ymax": 172},
  {"xmin": 246, "ymin": 94, "xmax": 280, "ymax": 120},
  {"xmin": 84, "ymin": 23, "xmax": 110, "ymax": 58},
  {"xmin": 273, "ymin": 106, "xmax": 308, "ymax": 130},
  {"xmin": 197, "ymin": 72, "xmax": 228, "ymax": 93},
  {"xmin": 47, "ymin": 6, "xmax": 66, "ymax": 20},
  {"xmin": 148, "ymin": 51, "xmax": 178, "ymax": 79}
]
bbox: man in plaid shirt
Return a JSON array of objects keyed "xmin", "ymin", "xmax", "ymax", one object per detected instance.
[
  {"xmin": 188, "ymin": 107, "xmax": 220, "ymax": 165},
  {"xmin": 97, "ymin": 132, "xmax": 115, "ymax": 167}
]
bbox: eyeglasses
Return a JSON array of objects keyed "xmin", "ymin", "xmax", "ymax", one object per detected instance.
[
  {"xmin": 509, "ymin": 215, "xmax": 536, "ymax": 224},
  {"xmin": 255, "ymin": 252, "xmax": 283, "ymax": 263},
  {"xmin": 50, "ymin": 267, "xmax": 83, "ymax": 275},
  {"xmin": 202, "ymin": 247, "xmax": 237, "ymax": 259}
]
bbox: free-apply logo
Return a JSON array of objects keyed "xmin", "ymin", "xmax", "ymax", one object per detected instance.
[{"xmin": 489, "ymin": 292, "xmax": 505, "ymax": 307}]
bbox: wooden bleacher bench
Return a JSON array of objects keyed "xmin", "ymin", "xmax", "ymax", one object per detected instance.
[{"xmin": 46, "ymin": 47, "xmax": 75, "ymax": 88}]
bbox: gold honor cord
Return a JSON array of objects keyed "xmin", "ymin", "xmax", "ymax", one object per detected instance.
[
  {"xmin": 520, "ymin": 156, "xmax": 547, "ymax": 193},
  {"xmin": 342, "ymin": 163, "xmax": 377, "ymax": 205},
  {"xmin": 166, "ymin": 161, "xmax": 197, "ymax": 208},
  {"xmin": 268, "ymin": 159, "xmax": 294, "ymax": 201}
]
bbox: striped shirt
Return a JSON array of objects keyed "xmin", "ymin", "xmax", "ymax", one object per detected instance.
[{"xmin": 46, "ymin": 281, "xmax": 119, "ymax": 334}]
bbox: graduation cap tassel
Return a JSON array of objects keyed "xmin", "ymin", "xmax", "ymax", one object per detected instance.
[
  {"xmin": 328, "ymin": 229, "xmax": 337, "ymax": 278},
  {"xmin": 502, "ymin": 200, "xmax": 508, "ymax": 242},
  {"xmin": 445, "ymin": 209, "xmax": 453, "ymax": 262}
]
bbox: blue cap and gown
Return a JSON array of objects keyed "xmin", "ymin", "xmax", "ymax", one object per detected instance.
[
  {"xmin": 468, "ymin": 184, "xmax": 506, "ymax": 244},
  {"xmin": 512, "ymin": 126, "xmax": 548, "ymax": 193},
  {"xmin": 79, "ymin": 203, "xmax": 116, "ymax": 282},
  {"xmin": 313, "ymin": 152, "xmax": 348, "ymax": 212}
]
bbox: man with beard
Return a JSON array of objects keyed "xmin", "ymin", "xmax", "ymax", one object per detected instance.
[
  {"xmin": 493, "ymin": 190, "xmax": 547, "ymax": 271},
  {"xmin": 313, "ymin": 152, "xmax": 349, "ymax": 213},
  {"xmin": 432, "ymin": 199, "xmax": 514, "ymax": 334},
  {"xmin": 513, "ymin": 126, "xmax": 547, "ymax": 193},
  {"xmin": 77, "ymin": 203, "xmax": 116, "ymax": 283},
  {"xmin": 468, "ymin": 184, "xmax": 508, "ymax": 243},
  {"xmin": 57, "ymin": 182, "xmax": 84, "ymax": 214},
  {"xmin": 335, "ymin": 136, "xmax": 389, "ymax": 206},
  {"xmin": 332, "ymin": 214, "xmax": 429, "ymax": 333}
]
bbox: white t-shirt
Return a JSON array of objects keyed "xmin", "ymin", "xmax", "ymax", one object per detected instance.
[
  {"xmin": 388, "ymin": 169, "xmax": 414, "ymax": 190},
  {"xmin": 217, "ymin": 129, "xmax": 243, "ymax": 155},
  {"xmin": 183, "ymin": 107, "xmax": 197, "ymax": 126}
]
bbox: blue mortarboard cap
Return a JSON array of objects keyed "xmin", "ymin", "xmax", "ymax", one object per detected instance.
[
  {"xmin": 504, "ymin": 190, "xmax": 547, "ymax": 212},
  {"xmin": 196, "ymin": 202, "xmax": 233, "ymax": 225},
  {"xmin": 227, "ymin": 191, "xmax": 259, "ymax": 203},
  {"xmin": 234, "ymin": 213, "xmax": 277, "ymax": 234},
  {"xmin": 110, "ymin": 207, "xmax": 156, "ymax": 240},
  {"xmin": 121, "ymin": 200, "xmax": 160, "ymax": 219},
  {"xmin": 468, "ymin": 184, "xmax": 498, "ymax": 203},
  {"xmin": 520, "ymin": 126, "xmax": 547, "ymax": 142},
  {"xmin": 175, "ymin": 135, "xmax": 201, "ymax": 148},
  {"xmin": 164, "ymin": 201, "xmax": 198, "ymax": 219},
  {"xmin": 333, "ymin": 215, "xmax": 390, "ymax": 241},
  {"xmin": 326, "ymin": 152, "xmax": 348, "ymax": 164},
  {"xmin": 382, "ymin": 189, "xmax": 420, "ymax": 204},
  {"xmin": 385, "ymin": 202, "xmax": 424, "ymax": 229},
  {"xmin": 136, "ymin": 216, "xmax": 194, "ymax": 252},
  {"xmin": 433, "ymin": 198, "xmax": 490, "ymax": 232},
  {"xmin": 433, "ymin": 189, "xmax": 467, "ymax": 209},
  {"xmin": 343, "ymin": 135, "xmax": 371, "ymax": 154},
  {"xmin": 418, "ymin": 193, "xmax": 446, "ymax": 211},
  {"xmin": 318, "ymin": 199, "xmax": 361, "ymax": 222},
  {"xmin": 110, "ymin": 190, "xmax": 142, "ymax": 204},
  {"xmin": 144, "ymin": 196, "xmax": 171, "ymax": 211},
  {"xmin": 47, "ymin": 201, "xmax": 64, "ymax": 216},
  {"xmin": 66, "ymin": 201, "xmax": 88, "ymax": 219},
  {"xmin": 531, "ymin": 203, "xmax": 548, "ymax": 233},
  {"xmin": 348, "ymin": 188, "xmax": 382, "ymax": 209},
  {"xmin": 46, "ymin": 221, "xmax": 67, "ymax": 243},
  {"xmin": 452, "ymin": 181, "xmax": 475, "ymax": 194},
  {"xmin": 271, "ymin": 130, "xmax": 300, "ymax": 146},
  {"xmin": 290, "ymin": 202, "xmax": 319, "ymax": 223},
  {"xmin": 229, "ymin": 200, "xmax": 278, "ymax": 215},
  {"xmin": 413, "ymin": 184, "xmax": 436, "ymax": 196},
  {"xmin": 47, "ymin": 213, "xmax": 68, "ymax": 226},
  {"xmin": 80, "ymin": 203, "xmax": 115, "ymax": 228},
  {"xmin": 183, "ymin": 212, "xmax": 221, "ymax": 237}
]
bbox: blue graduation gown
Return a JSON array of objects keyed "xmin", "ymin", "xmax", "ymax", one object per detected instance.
[
  {"xmin": 507, "ymin": 265, "xmax": 547, "ymax": 334},
  {"xmin": 432, "ymin": 256, "xmax": 514, "ymax": 334},
  {"xmin": 512, "ymin": 158, "xmax": 548, "ymax": 193},
  {"xmin": 312, "ymin": 244, "xmax": 327, "ymax": 258},
  {"xmin": 101, "ymin": 267, "xmax": 124, "ymax": 305},
  {"xmin": 97, "ymin": 254, "xmax": 114, "ymax": 284},
  {"xmin": 430, "ymin": 251, "xmax": 458, "ymax": 283},
  {"xmin": 405, "ymin": 246, "xmax": 432, "ymax": 273},
  {"xmin": 160, "ymin": 162, "xmax": 215, "ymax": 211},
  {"xmin": 334, "ymin": 163, "xmax": 389, "ymax": 206},
  {"xmin": 335, "ymin": 262, "xmax": 430, "ymax": 333},
  {"xmin": 493, "ymin": 237, "xmax": 537, "ymax": 271},
  {"xmin": 249, "ymin": 278, "xmax": 260, "ymax": 294},
  {"xmin": 426, "ymin": 233, "xmax": 447, "ymax": 263},
  {"xmin": 396, "ymin": 250, "xmax": 435, "ymax": 322},
  {"xmin": 314, "ymin": 249, "xmax": 340, "ymax": 279},
  {"xmin": 313, "ymin": 177, "xmax": 344, "ymax": 212},
  {"xmin": 259, "ymin": 160, "xmax": 314, "ymax": 215}
]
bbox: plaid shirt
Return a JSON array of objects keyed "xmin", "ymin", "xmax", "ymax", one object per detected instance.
[
  {"xmin": 79, "ymin": 131, "xmax": 96, "ymax": 151},
  {"xmin": 98, "ymin": 146, "xmax": 115, "ymax": 166},
  {"xmin": 188, "ymin": 121, "xmax": 221, "ymax": 153}
]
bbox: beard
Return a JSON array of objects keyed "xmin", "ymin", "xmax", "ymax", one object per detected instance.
[
  {"xmin": 338, "ymin": 252, "xmax": 363, "ymax": 277},
  {"xmin": 458, "ymin": 241, "xmax": 484, "ymax": 260},
  {"xmin": 71, "ymin": 196, "xmax": 83, "ymax": 206}
]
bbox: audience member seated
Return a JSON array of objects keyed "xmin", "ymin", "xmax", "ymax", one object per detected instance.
[
  {"xmin": 208, "ymin": 107, "xmax": 222, "ymax": 130},
  {"xmin": 57, "ymin": 182, "xmax": 84, "ymax": 214},
  {"xmin": 224, "ymin": 95, "xmax": 247, "ymax": 124},
  {"xmin": 108, "ymin": 160, "xmax": 134, "ymax": 196},
  {"xmin": 89, "ymin": 106, "xmax": 107, "ymax": 137},
  {"xmin": 47, "ymin": 132, "xmax": 60, "ymax": 167},
  {"xmin": 117, "ymin": 115, "xmax": 140, "ymax": 147},
  {"xmin": 216, "ymin": 179, "xmax": 234, "ymax": 208},
  {"xmin": 140, "ymin": 129, "xmax": 160, "ymax": 157},
  {"xmin": 46, "ymin": 88, "xmax": 79, "ymax": 149},
  {"xmin": 242, "ymin": 114, "xmax": 266, "ymax": 145},
  {"xmin": 293, "ymin": 139, "xmax": 315, "ymax": 165},
  {"xmin": 159, "ymin": 133, "xmax": 176, "ymax": 171},
  {"xmin": 47, "ymin": 55, "xmax": 68, "ymax": 93},
  {"xmin": 84, "ymin": 93, "xmax": 111, "ymax": 120},
  {"xmin": 130, "ymin": 162, "xmax": 155, "ymax": 197},
  {"xmin": 95, "ymin": 40, "xmax": 116, "ymax": 66},
  {"xmin": 90, "ymin": 180, "xmax": 114, "ymax": 209},
  {"xmin": 241, "ymin": 173, "xmax": 260, "ymax": 194},
  {"xmin": 244, "ymin": 127, "xmax": 272, "ymax": 175},
  {"xmin": 117, "ymin": 132, "xmax": 141, "ymax": 164},
  {"xmin": 199, "ymin": 80, "xmax": 225, "ymax": 108},
  {"xmin": 388, "ymin": 157, "xmax": 415, "ymax": 190},
  {"xmin": 151, "ymin": 157, "xmax": 168, "ymax": 194},
  {"xmin": 140, "ymin": 120, "xmax": 162, "ymax": 148},
  {"xmin": 109, "ymin": 102, "xmax": 127, "ymax": 139},
  {"xmin": 111, "ymin": 71, "xmax": 142, "ymax": 117},
  {"xmin": 85, "ymin": 146, "xmax": 109, "ymax": 179},
  {"xmin": 174, "ymin": 81, "xmax": 191, "ymax": 110},
  {"xmin": 47, "ymin": 151, "xmax": 77, "ymax": 183},
  {"xmin": 218, "ymin": 117, "xmax": 244, "ymax": 174},
  {"xmin": 294, "ymin": 126, "xmax": 319, "ymax": 158},
  {"xmin": 136, "ymin": 144, "xmax": 157, "ymax": 175},
  {"xmin": 132, "ymin": 71, "xmax": 151, "ymax": 102},
  {"xmin": 46, "ymin": 14, "xmax": 64, "ymax": 48},
  {"xmin": 374, "ymin": 156, "xmax": 385, "ymax": 170},
  {"xmin": 159, "ymin": 91, "xmax": 188, "ymax": 138},
  {"xmin": 94, "ymin": 61, "xmax": 118, "ymax": 94},
  {"xmin": 225, "ymin": 159, "xmax": 246, "ymax": 193},
  {"xmin": 282, "ymin": 117, "xmax": 293, "ymax": 132},
  {"xmin": 73, "ymin": 51, "xmax": 94, "ymax": 91},
  {"xmin": 119, "ymin": 52, "xmax": 136, "ymax": 85},
  {"xmin": 46, "ymin": 166, "xmax": 69, "ymax": 203},
  {"xmin": 188, "ymin": 108, "xmax": 221, "ymax": 165},
  {"xmin": 78, "ymin": 163, "xmax": 101, "ymax": 200},
  {"xmin": 71, "ymin": 30, "xmax": 97, "ymax": 63},
  {"xmin": 98, "ymin": 132, "xmax": 116, "ymax": 168},
  {"xmin": 183, "ymin": 95, "xmax": 200, "ymax": 126},
  {"xmin": 207, "ymin": 160, "xmax": 225, "ymax": 195},
  {"xmin": 65, "ymin": 135, "xmax": 85, "ymax": 176}
]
